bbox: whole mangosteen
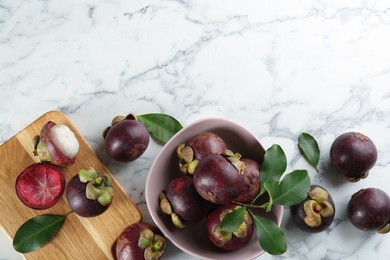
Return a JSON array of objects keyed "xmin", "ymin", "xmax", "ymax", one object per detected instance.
[
  {"xmin": 103, "ymin": 114, "xmax": 150, "ymax": 162},
  {"xmin": 347, "ymin": 187, "xmax": 390, "ymax": 233},
  {"xmin": 66, "ymin": 167, "xmax": 114, "ymax": 217},
  {"xmin": 330, "ymin": 132, "xmax": 377, "ymax": 182},
  {"xmin": 159, "ymin": 176, "xmax": 213, "ymax": 228},
  {"xmin": 176, "ymin": 132, "xmax": 227, "ymax": 174},
  {"xmin": 290, "ymin": 185, "xmax": 335, "ymax": 233},
  {"xmin": 205, "ymin": 204, "xmax": 254, "ymax": 251},
  {"xmin": 116, "ymin": 222, "xmax": 165, "ymax": 260},
  {"xmin": 193, "ymin": 153, "xmax": 245, "ymax": 204}
]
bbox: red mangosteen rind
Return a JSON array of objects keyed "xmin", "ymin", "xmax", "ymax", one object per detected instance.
[
  {"xmin": 34, "ymin": 121, "xmax": 77, "ymax": 166},
  {"xmin": 290, "ymin": 185, "xmax": 335, "ymax": 233},
  {"xmin": 15, "ymin": 162, "xmax": 66, "ymax": 210},
  {"xmin": 66, "ymin": 168, "xmax": 113, "ymax": 217},
  {"xmin": 330, "ymin": 132, "xmax": 377, "ymax": 182},
  {"xmin": 103, "ymin": 116, "xmax": 150, "ymax": 163},
  {"xmin": 116, "ymin": 222, "xmax": 166, "ymax": 260},
  {"xmin": 205, "ymin": 204, "xmax": 254, "ymax": 251},
  {"xmin": 347, "ymin": 188, "xmax": 390, "ymax": 233}
]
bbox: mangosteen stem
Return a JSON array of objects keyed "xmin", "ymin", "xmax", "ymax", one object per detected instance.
[
  {"xmin": 94, "ymin": 176, "xmax": 104, "ymax": 187},
  {"xmin": 314, "ymin": 204, "xmax": 322, "ymax": 213},
  {"xmin": 233, "ymin": 200, "xmax": 269, "ymax": 210},
  {"xmin": 249, "ymin": 192, "xmax": 263, "ymax": 205},
  {"xmin": 65, "ymin": 211, "xmax": 73, "ymax": 217}
]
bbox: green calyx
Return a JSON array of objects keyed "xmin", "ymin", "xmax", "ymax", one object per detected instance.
[
  {"xmin": 159, "ymin": 192, "xmax": 186, "ymax": 228},
  {"xmin": 138, "ymin": 229, "xmax": 166, "ymax": 260},
  {"xmin": 33, "ymin": 138, "xmax": 52, "ymax": 162},
  {"xmin": 177, "ymin": 144, "xmax": 200, "ymax": 175},
  {"xmin": 79, "ymin": 168, "xmax": 114, "ymax": 206},
  {"xmin": 223, "ymin": 150, "xmax": 245, "ymax": 174}
]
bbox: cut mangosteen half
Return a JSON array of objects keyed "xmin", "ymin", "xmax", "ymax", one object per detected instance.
[{"xmin": 15, "ymin": 162, "xmax": 66, "ymax": 210}]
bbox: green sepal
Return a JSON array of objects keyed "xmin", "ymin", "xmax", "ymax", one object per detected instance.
[
  {"xmin": 79, "ymin": 168, "xmax": 98, "ymax": 183},
  {"xmin": 35, "ymin": 140, "xmax": 52, "ymax": 162}
]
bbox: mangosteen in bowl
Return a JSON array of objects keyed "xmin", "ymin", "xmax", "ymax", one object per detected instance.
[{"xmin": 145, "ymin": 118, "xmax": 283, "ymax": 260}]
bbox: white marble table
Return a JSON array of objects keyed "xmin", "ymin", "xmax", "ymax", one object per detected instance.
[{"xmin": 1, "ymin": 1, "xmax": 390, "ymax": 259}]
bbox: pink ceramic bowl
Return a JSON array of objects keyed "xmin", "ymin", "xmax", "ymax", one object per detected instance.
[{"xmin": 145, "ymin": 118, "xmax": 283, "ymax": 260}]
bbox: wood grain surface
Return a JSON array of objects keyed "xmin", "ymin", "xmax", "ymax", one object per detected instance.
[{"xmin": 0, "ymin": 111, "xmax": 142, "ymax": 260}]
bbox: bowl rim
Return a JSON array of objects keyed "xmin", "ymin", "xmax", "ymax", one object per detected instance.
[{"xmin": 145, "ymin": 117, "xmax": 284, "ymax": 259}]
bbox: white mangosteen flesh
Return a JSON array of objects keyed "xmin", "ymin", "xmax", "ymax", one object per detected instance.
[{"xmin": 50, "ymin": 124, "xmax": 79, "ymax": 159}]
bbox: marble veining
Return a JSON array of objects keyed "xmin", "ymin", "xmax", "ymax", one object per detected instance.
[{"xmin": 1, "ymin": 0, "xmax": 390, "ymax": 259}]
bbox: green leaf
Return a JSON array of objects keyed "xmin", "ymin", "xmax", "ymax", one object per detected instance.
[
  {"xmin": 251, "ymin": 213, "xmax": 286, "ymax": 255},
  {"xmin": 298, "ymin": 133, "xmax": 320, "ymax": 172},
  {"xmin": 264, "ymin": 181, "xmax": 279, "ymax": 212},
  {"xmin": 259, "ymin": 144, "xmax": 287, "ymax": 195},
  {"xmin": 138, "ymin": 113, "xmax": 183, "ymax": 144},
  {"xmin": 13, "ymin": 215, "xmax": 66, "ymax": 253},
  {"xmin": 219, "ymin": 206, "xmax": 246, "ymax": 232},
  {"xmin": 273, "ymin": 170, "xmax": 311, "ymax": 206}
]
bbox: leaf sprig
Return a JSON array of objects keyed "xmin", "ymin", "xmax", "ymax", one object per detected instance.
[
  {"xmin": 137, "ymin": 113, "xmax": 183, "ymax": 144},
  {"xmin": 220, "ymin": 144, "xmax": 311, "ymax": 255},
  {"xmin": 298, "ymin": 132, "xmax": 320, "ymax": 172},
  {"xmin": 13, "ymin": 212, "xmax": 71, "ymax": 253}
]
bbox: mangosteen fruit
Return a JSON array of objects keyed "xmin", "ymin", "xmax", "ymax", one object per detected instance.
[
  {"xmin": 234, "ymin": 158, "xmax": 260, "ymax": 203},
  {"xmin": 103, "ymin": 114, "xmax": 149, "ymax": 162},
  {"xmin": 193, "ymin": 153, "xmax": 245, "ymax": 204},
  {"xmin": 159, "ymin": 176, "xmax": 213, "ymax": 228},
  {"xmin": 66, "ymin": 167, "xmax": 114, "ymax": 217},
  {"xmin": 347, "ymin": 188, "xmax": 390, "ymax": 233},
  {"xmin": 290, "ymin": 185, "xmax": 335, "ymax": 233},
  {"xmin": 34, "ymin": 121, "xmax": 79, "ymax": 166},
  {"xmin": 330, "ymin": 132, "xmax": 377, "ymax": 182},
  {"xmin": 116, "ymin": 222, "xmax": 165, "ymax": 260},
  {"xmin": 176, "ymin": 132, "xmax": 227, "ymax": 174},
  {"xmin": 15, "ymin": 163, "xmax": 65, "ymax": 210},
  {"xmin": 205, "ymin": 204, "xmax": 254, "ymax": 251}
]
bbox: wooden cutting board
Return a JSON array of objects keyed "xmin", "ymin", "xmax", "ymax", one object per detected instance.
[{"xmin": 0, "ymin": 111, "xmax": 142, "ymax": 260}]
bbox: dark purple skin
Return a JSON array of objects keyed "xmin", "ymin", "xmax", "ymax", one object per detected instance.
[
  {"xmin": 347, "ymin": 188, "xmax": 390, "ymax": 232},
  {"xmin": 206, "ymin": 204, "xmax": 254, "ymax": 251},
  {"xmin": 193, "ymin": 154, "xmax": 243, "ymax": 204},
  {"xmin": 66, "ymin": 174, "xmax": 110, "ymax": 217},
  {"xmin": 105, "ymin": 119, "xmax": 150, "ymax": 162},
  {"xmin": 290, "ymin": 185, "xmax": 335, "ymax": 233},
  {"xmin": 185, "ymin": 132, "xmax": 227, "ymax": 161},
  {"xmin": 166, "ymin": 176, "xmax": 213, "ymax": 222},
  {"xmin": 15, "ymin": 163, "xmax": 65, "ymax": 210},
  {"xmin": 235, "ymin": 158, "xmax": 260, "ymax": 203},
  {"xmin": 330, "ymin": 132, "xmax": 377, "ymax": 181},
  {"xmin": 116, "ymin": 222, "xmax": 165, "ymax": 260}
]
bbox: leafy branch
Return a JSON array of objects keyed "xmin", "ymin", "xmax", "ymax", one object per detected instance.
[{"xmin": 220, "ymin": 144, "xmax": 311, "ymax": 255}]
